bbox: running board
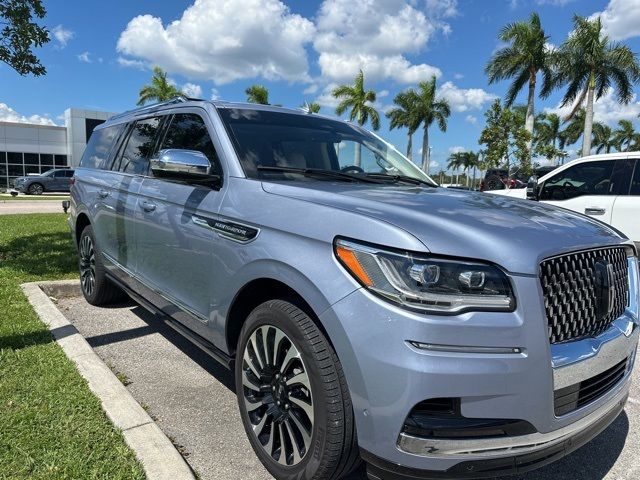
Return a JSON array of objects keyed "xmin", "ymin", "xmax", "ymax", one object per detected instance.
[{"xmin": 106, "ymin": 273, "xmax": 234, "ymax": 370}]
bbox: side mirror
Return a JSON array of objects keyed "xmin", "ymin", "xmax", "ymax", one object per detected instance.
[
  {"xmin": 150, "ymin": 149, "xmax": 221, "ymax": 187},
  {"xmin": 526, "ymin": 175, "xmax": 539, "ymax": 200}
]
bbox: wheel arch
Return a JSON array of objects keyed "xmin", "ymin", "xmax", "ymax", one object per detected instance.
[
  {"xmin": 75, "ymin": 212, "xmax": 91, "ymax": 246},
  {"xmin": 224, "ymin": 276, "xmax": 337, "ymax": 358}
]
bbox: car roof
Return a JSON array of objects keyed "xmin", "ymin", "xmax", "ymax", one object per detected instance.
[{"xmin": 99, "ymin": 97, "xmax": 333, "ymax": 130}]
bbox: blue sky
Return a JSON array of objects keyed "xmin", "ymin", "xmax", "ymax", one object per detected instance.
[{"xmin": 2, "ymin": 0, "xmax": 640, "ymax": 172}]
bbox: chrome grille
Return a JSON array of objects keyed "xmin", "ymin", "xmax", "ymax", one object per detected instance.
[{"xmin": 540, "ymin": 247, "xmax": 629, "ymax": 344}]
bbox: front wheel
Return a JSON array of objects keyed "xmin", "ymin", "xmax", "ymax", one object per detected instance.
[
  {"xmin": 28, "ymin": 183, "xmax": 44, "ymax": 195},
  {"xmin": 235, "ymin": 300, "xmax": 360, "ymax": 480},
  {"xmin": 78, "ymin": 225, "xmax": 124, "ymax": 305}
]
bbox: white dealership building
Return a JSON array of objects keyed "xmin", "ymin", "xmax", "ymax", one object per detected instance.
[{"xmin": 0, "ymin": 108, "xmax": 115, "ymax": 188}]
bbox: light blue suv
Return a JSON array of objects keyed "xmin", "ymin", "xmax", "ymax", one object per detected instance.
[{"xmin": 68, "ymin": 98, "xmax": 639, "ymax": 480}]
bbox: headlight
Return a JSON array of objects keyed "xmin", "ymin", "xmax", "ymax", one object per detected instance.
[
  {"xmin": 334, "ymin": 238, "xmax": 515, "ymax": 314},
  {"xmin": 627, "ymin": 246, "xmax": 639, "ymax": 322}
]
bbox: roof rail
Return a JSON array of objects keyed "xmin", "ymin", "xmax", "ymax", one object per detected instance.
[{"xmin": 109, "ymin": 95, "xmax": 200, "ymax": 122}]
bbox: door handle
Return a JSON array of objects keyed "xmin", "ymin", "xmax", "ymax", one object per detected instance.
[
  {"xmin": 141, "ymin": 200, "xmax": 156, "ymax": 212},
  {"xmin": 585, "ymin": 207, "xmax": 606, "ymax": 216},
  {"xmin": 97, "ymin": 189, "xmax": 109, "ymax": 199}
]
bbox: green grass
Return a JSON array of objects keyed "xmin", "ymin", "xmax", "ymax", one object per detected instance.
[
  {"xmin": 0, "ymin": 195, "xmax": 69, "ymax": 201},
  {"xmin": 0, "ymin": 214, "xmax": 145, "ymax": 479}
]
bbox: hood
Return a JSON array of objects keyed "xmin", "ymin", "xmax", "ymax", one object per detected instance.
[{"xmin": 262, "ymin": 181, "xmax": 627, "ymax": 275}]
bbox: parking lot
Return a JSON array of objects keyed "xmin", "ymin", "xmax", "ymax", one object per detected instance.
[{"xmin": 57, "ymin": 295, "xmax": 640, "ymax": 480}]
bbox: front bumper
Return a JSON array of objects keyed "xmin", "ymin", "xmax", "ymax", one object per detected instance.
[{"xmin": 321, "ymin": 273, "xmax": 638, "ymax": 475}]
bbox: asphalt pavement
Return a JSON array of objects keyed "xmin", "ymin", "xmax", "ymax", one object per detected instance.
[
  {"xmin": 0, "ymin": 195, "xmax": 68, "ymax": 214},
  {"xmin": 57, "ymin": 295, "xmax": 640, "ymax": 480}
]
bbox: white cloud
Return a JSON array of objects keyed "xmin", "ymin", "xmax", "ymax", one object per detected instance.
[
  {"xmin": 211, "ymin": 88, "xmax": 220, "ymax": 101},
  {"xmin": 181, "ymin": 82, "xmax": 203, "ymax": 98},
  {"xmin": 316, "ymin": 83, "xmax": 341, "ymax": 109},
  {"xmin": 453, "ymin": 73, "xmax": 464, "ymax": 80},
  {"xmin": 303, "ymin": 84, "xmax": 319, "ymax": 94},
  {"xmin": 117, "ymin": 56, "xmax": 147, "ymax": 70},
  {"xmin": 378, "ymin": 89, "xmax": 389, "ymax": 98},
  {"xmin": 117, "ymin": 0, "xmax": 315, "ymax": 84},
  {"xmin": 448, "ymin": 145, "xmax": 466, "ymax": 154},
  {"xmin": 52, "ymin": 25, "xmax": 74, "ymax": 48},
  {"xmin": 313, "ymin": 0, "xmax": 453, "ymax": 84},
  {"xmin": 437, "ymin": 81, "xmax": 497, "ymax": 112},
  {"xmin": 589, "ymin": 0, "xmax": 640, "ymax": 41},
  {"xmin": 465, "ymin": 114, "xmax": 477, "ymax": 125},
  {"xmin": 77, "ymin": 51, "xmax": 91, "ymax": 63},
  {"xmin": 0, "ymin": 103, "xmax": 56, "ymax": 126},
  {"xmin": 544, "ymin": 88, "xmax": 640, "ymax": 125}
]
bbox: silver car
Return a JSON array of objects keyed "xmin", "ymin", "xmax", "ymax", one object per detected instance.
[
  {"xmin": 14, "ymin": 168, "xmax": 75, "ymax": 195},
  {"xmin": 68, "ymin": 98, "xmax": 639, "ymax": 480}
]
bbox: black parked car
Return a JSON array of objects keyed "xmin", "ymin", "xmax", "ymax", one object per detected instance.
[{"xmin": 12, "ymin": 168, "xmax": 74, "ymax": 195}]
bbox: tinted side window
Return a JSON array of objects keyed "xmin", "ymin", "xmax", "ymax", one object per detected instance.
[
  {"xmin": 80, "ymin": 124, "xmax": 124, "ymax": 170},
  {"xmin": 630, "ymin": 160, "xmax": 640, "ymax": 195},
  {"xmin": 539, "ymin": 160, "xmax": 614, "ymax": 201},
  {"xmin": 53, "ymin": 170, "xmax": 66, "ymax": 178},
  {"xmin": 160, "ymin": 114, "xmax": 221, "ymax": 175},
  {"xmin": 609, "ymin": 158, "xmax": 634, "ymax": 195},
  {"xmin": 117, "ymin": 117, "xmax": 161, "ymax": 175}
]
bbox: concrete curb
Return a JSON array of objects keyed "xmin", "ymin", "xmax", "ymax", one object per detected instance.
[{"xmin": 21, "ymin": 280, "xmax": 196, "ymax": 480}]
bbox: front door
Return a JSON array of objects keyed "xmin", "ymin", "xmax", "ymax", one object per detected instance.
[{"xmin": 134, "ymin": 110, "xmax": 226, "ymax": 339}]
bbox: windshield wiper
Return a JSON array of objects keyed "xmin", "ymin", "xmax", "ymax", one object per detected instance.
[
  {"xmin": 257, "ymin": 166, "xmax": 382, "ymax": 183},
  {"xmin": 362, "ymin": 173, "xmax": 437, "ymax": 187}
]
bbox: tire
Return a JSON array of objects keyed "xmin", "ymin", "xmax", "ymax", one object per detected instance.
[
  {"xmin": 484, "ymin": 174, "xmax": 504, "ymax": 191},
  {"xmin": 28, "ymin": 183, "xmax": 44, "ymax": 195},
  {"xmin": 78, "ymin": 225, "xmax": 125, "ymax": 305},
  {"xmin": 235, "ymin": 300, "xmax": 360, "ymax": 480}
]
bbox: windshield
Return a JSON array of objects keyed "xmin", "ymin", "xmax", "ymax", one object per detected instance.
[{"xmin": 219, "ymin": 108, "xmax": 437, "ymax": 186}]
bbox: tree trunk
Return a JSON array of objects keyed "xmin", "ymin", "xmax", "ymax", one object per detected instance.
[
  {"xmin": 406, "ymin": 132, "xmax": 413, "ymax": 160},
  {"xmin": 582, "ymin": 78, "xmax": 595, "ymax": 158},
  {"xmin": 421, "ymin": 126, "xmax": 429, "ymax": 173},
  {"xmin": 525, "ymin": 73, "xmax": 536, "ymax": 157},
  {"xmin": 472, "ymin": 167, "xmax": 476, "ymax": 189},
  {"xmin": 355, "ymin": 143, "xmax": 361, "ymax": 167}
]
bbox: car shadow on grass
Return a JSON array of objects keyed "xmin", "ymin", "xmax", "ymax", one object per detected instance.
[{"xmin": 0, "ymin": 231, "xmax": 75, "ymax": 278}]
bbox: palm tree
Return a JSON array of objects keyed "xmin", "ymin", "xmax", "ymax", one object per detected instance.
[
  {"xmin": 559, "ymin": 108, "xmax": 586, "ymax": 148},
  {"xmin": 447, "ymin": 151, "xmax": 465, "ymax": 185},
  {"xmin": 137, "ymin": 66, "xmax": 181, "ymax": 106},
  {"xmin": 486, "ymin": 12, "xmax": 552, "ymax": 154},
  {"xmin": 592, "ymin": 123, "xmax": 618, "ymax": 153},
  {"xmin": 546, "ymin": 15, "xmax": 640, "ymax": 157},
  {"xmin": 333, "ymin": 70, "xmax": 380, "ymax": 166},
  {"xmin": 536, "ymin": 112, "xmax": 563, "ymax": 148},
  {"xmin": 414, "ymin": 76, "xmax": 451, "ymax": 174},
  {"xmin": 301, "ymin": 101, "xmax": 321, "ymax": 114},
  {"xmin": 386, "ymin": 89, "xmax": 420, "ymax": 160},
  {"xmin": 464, "ymin": 151, "xmax": 481, "ymax": 188},
  {"xmin": 613, "ymin": 119, "xmax": 636, "ymax": 151},
  {"xmin": 246, "ymin": 85, "xmax": 270, "ymax": 105}
]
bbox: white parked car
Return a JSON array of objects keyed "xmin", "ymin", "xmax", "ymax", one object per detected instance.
[{"xmin": 487, "ymin": 153, "xmax": 640, "ymax": 244}]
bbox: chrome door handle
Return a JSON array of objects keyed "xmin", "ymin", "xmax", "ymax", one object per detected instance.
[
  {"xmin": 585, "ymin": 207, "xmax": 606, "ymax": 216},
  {"xmin": 141, "ymin": 200, "xmax": 156, "ymax": 212},
  {"xmin": 97, "ymin": 189, "xmax": 109, "ymax": 199}
]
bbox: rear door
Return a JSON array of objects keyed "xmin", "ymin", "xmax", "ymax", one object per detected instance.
[
  {"xmin": 134, "ymin": 109, "xmax": 226, "ymax": 339},
  {"xmin": 611, "ymin": 158, "xmax": 640, "ymax": 244},
  {"xmin": 539, "ymin": 159, "xmax": 616, "ymax": 223}
]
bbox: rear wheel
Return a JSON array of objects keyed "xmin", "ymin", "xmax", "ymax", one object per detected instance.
[
  {"xmin": 78, "ymin": 225, "xmax": 124, "ymax": 305},
  {"xmin": 28, "ymin": 183, "xmax": 44, "ymax": 195},
  {"xmin": 235, "ymin": 300, "xmax": 360, "ymax": 480}
]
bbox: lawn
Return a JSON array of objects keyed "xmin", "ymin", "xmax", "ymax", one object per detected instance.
[
  {"xmin": 0, "ymin": 214, "xmax": 145, "ymax": 479},
  {"xmin": 0, "ymin": 195, "xmax": 69, "ymax": 201}
]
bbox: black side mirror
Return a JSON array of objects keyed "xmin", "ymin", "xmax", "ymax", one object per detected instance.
[
  {"xmin": 150, "ymin": 149, "xmax": 221, "ymax": 188},
  {"xmin": 526, "ymin": 176, "xmax": 539, "ymax": 200}
]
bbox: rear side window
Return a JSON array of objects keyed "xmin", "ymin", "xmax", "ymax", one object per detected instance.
[
  {"xmin": 115, "ymin": 117, "xmax": 161, "ymax": 175},
  {"xmin": 630, "ymin": 160, "xmax": 640, "ymax": 195},
  {"xmin": 539, "ymin": 160, "xmax": 614, "ymax": 201},
  {"xmin": 80, "ymin": 124, "xmax": 124, "ymax": 170},
  {"xmin": 160, "ymin": 113, "xmax": 221, "ymax": 175}
]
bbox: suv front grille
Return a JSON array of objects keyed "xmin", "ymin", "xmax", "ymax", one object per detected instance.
[{"xmin": 540, "ymin": 247, "xmax": 628, "ymax": 344}]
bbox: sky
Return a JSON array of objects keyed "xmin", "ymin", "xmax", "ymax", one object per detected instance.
[{"xmin": 2, "ymin": 0, "xmax": 640, "ymax": 173}]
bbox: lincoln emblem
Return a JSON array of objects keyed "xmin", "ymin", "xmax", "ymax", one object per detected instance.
[{"xmin": 594, "ymin": 260, "xmax": 615, "ymax": 320}]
